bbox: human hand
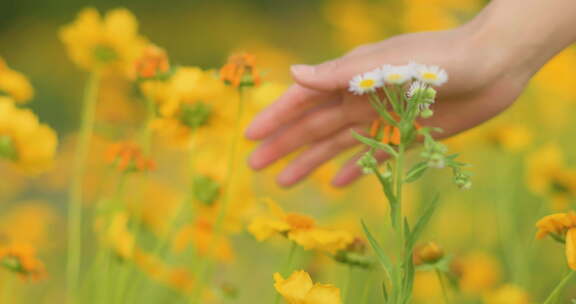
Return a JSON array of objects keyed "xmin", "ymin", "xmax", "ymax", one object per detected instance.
[{"xmin": 245, "ymin": 15, "xmax": 551, "ymax": 188}]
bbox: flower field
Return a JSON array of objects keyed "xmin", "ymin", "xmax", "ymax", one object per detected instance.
[{"xmin": 1, "ymin": 0, "xmax": 576, "ymax": 303}]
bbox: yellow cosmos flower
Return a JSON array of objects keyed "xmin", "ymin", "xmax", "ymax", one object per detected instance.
[
  {"xmin": 535, "ymin": 211, "xmax": 576, "ymax": 270},
  {"xmin": 248, "ymin": 199, "xmax": 354, "ymax": 254},
  {"xmin": 525, "ymin": 144, "xmax": 576, "ymax": 210},
  {"xmin": 172, "ymin": 217, "xmax": 235, "ymax": 263},
  {"xmin": 0, "ymin": 97, "xmax": 57, "ymax": 174},
  {"xmin": 452, "ymin": 252, "xmax": 500, "ymax": 295},
  {"xmin": 95, "ymin": 212, "xmax": 135, "ymax": 260},
  {"xmin": 59, "ymin": 7, "xmax": 146, "ymax": 73},
  {"xmin": 274, "ymin": 270, "xmax": 342, "ymax": 304},
  {"xmin": 483, "ymin": 284, "xmax": 530, "ymax": 304},
  {"xmin": 0, "ymin": 57, "xmax": 34, "ymax": 103},
  {"xmin": 485, "ymin": 123, "xmax": 532, "ymax": 153},
  {"xmin": 145, "ymin": 66, "xmax": 236, "ymax": 147},
  {"xmin": 0, "ymin": 243, "xmax": 46, "ymax": 281}
]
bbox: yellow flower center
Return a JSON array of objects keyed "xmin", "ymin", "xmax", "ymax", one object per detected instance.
[
  {"xmin": 93, "ymin": 45, "xmax": 119, "ymax": 64},
  {"xmin": 359, "ymin": 79, "xmax": 375, "ymax": 89},
  {"xmin": 179, "ymin": 102, "xmax": 213, "ymax": 129},
  {"xmin": 285, "ymin": 213, "xmax": 315, "ymax": 230},
  {"xmin": 387, "ymin": 74, "xmax": 402, "ymax": 81},
  {"xmin": 422, "ymin": 72, "xmax": 438, "ymax": 81}
]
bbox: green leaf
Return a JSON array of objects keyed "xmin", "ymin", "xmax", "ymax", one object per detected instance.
[
  {"xmin": 382, "ymin": 281, "xmax": 389, "ymax": 302},
  {"xmin": 351, "ymin": 130, "xmax": 398, "ymax": 157},
  {"xmin": 406, "ymin": 194, "xmax": 440, "ymax": 251},
  {"xmin": 405, "ymin": 161, "xmax": 429, "ymax": 183},
  {"xmin": 361, "ymin": 220, "xmax": 393, "ymax": 280}
]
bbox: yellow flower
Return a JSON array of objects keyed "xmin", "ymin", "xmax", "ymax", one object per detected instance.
[
  {"xmin": 485, "ymin": 123, "xmax": 532, "ymax": 153},
  {"xmin": 274, "ymin": 270, "xmax": 342, "ymax": 304},
  {"xmin": 0, "ymin": 243, "xmax": 46, "ymax": 281},
  {"xmin": 535, "ymin": 211, "xmax": 576, "ymax": 270},
  {"xmin": 525, "ymin": 144, "xmax": 576, "ymax": 210},
  {"xmin": 59, "ymin": 7, "xmax": 146, "ymax": 73},
  {"xmin": 95, "ymin": 212, "xmax": 135, "ymax": 260},
  {"xmin": 452, "ymin": 252, "xmax": 500, "ymax": 295},
  {"xmin": 133, "ymin": 249, "xmax": 195, "ymax": 295},
  {"xmin": 145, "ymin": 66, "xmax": 236, "ymax": 147},
  {"xmin": 248, "ymin": 199, "xmax": 354, "ymax": 254},
  {"xmin": 0, "ymin": 57, "xmax": 34, "ymax": 103},
  {"xmin": 483, "ymin": 284, "xmax": 530, "ymax": 304},
  {"xmin": 172, "ymin": 217, "xmax": 235, "ymax": 263},
  {"xmin": 0, "ymin": 97, "xmax": 58, "ymax": 174}
]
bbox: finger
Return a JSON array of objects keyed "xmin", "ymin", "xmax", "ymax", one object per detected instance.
[
  {"xmin": 245, "ymin": 84, "xmax": 337, "ymax": 140},
  {"xmin": 332, "ymin": 149, "xmax": 390, "ymax": 187},
  {"xmin": 276, "ymin": 125, "xmax": 367, "ymax": 187},
  {"xmin": 290, "ymin": 55, "xmax": 382, "ymax": 92},
  {"xmin": 248, "ymin": 100, "xmax": 376, "ymax": 170}
]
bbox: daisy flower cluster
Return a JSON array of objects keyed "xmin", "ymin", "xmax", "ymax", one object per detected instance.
[{"xmin": 349, "ymin": 62, "xmax": 448, "ymax": 95}]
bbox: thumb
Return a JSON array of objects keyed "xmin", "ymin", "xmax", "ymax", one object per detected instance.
[{"xmin": 290, "ymin": 58, "xmax": 361, "ymax": 92}]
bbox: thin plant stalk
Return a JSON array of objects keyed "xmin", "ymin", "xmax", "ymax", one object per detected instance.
[
  {"xmin": 67, "ymin": 71, "xmax": 101, "ymax": 303},
  {"xmin": 542, "ymin": 271, "xmax": 575, "ymax": 304},
  {"xmin": 191, "ymin": 87, "xmax": 246, "ymax": 303}
]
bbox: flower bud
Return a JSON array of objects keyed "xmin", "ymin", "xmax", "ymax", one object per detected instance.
[
  {"xmin": 420, "ymin": 108, "xmax": 434, "ymax": 118},
  {"xmin": 357, "ymin": 152, "xmax": 377, "ymax": 174},
  {"xmin": 414, "ymin": 242, "xmax": 444, "ymax": 265},
  {"xmin": 454, "ymin": 173, "xmax": 472, "ymax": 190},
  {"xmin": 134, "ymin": 45, "xmax": 171, "ymax": 80},
  {"xmin": 193, "ymin": 175, "xmax": 221, "ymax": 206}
]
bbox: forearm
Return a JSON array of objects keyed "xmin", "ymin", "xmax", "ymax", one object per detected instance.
[{"xmin": 468, "ymin": 0, "xmax": 576, "ymax": 76}]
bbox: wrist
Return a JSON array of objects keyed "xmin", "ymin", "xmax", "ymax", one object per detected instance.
[{"xmin": 463, "ymin": 0, "xmax": 576, "ymax": 79}]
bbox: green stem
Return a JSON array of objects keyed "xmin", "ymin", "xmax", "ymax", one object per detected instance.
[
  {"xmin": 190, "ymin": 87, "xmax": 246, "ymax": 303},
  {"xmin": 274, "ymin": 242, "xmax": 298, "ymax": 304},
  {"xmin": 435, "ymin": 269, "xmax": 450, "ymax": 304},
  {"xmin": 543, "ymin": 271, "xmax": 575, "ymax": 304},
  {"xmin": 140, "ymin": 96, "xmax": 156, "ymax": 156},
  {"xmin": 67, "ymin": 71, "xmax": 101, "ymax": 303}
]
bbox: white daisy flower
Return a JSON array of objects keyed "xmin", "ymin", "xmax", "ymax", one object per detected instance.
[
  {"xmin": 414, "ymin": 64, "xmax": 448, "ymax": 86},
  {"xmin": 349, "ymin": 71, "xmax": 382, "ymax": 95},
  {"xmin": 378, "ymin": 64, "xmax": 414, "ymax": 85},
  {"xmin": 407, "ymin": 81, "xmax": 427, "ymax": 98}
]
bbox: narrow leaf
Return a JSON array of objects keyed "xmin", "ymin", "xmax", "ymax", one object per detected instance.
[
  {"xmin": 351, "ymin": 130, "xmax": 398, "ymax": 157},
  {"xmin": 361, "ymin": 220, "xmax": 393, "ymax": 280}
]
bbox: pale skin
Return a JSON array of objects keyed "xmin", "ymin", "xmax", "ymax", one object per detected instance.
[{"xmin": 246, "ymin": 0, "xmax": 576, "ymax": 187}]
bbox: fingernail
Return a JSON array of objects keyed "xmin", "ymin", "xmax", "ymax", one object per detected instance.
[{"xmin": 290, "ymin": 64, "xmax": 315, "ymax": 77}]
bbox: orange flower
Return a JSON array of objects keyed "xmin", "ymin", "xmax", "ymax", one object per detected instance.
[
  {"xmin": 220, "ymin": 53, "xmax": 260, "ymax": 87},
  {"xmin": 134, "ymin": 44, "xmax": 170, "ymax": 80},
  {"xmin": 0, "ymin": 243, "xmax": 46, "ymax": 281},
  {"xmin": 369, "ymin": 113, "xmax": 421, "ymax": 146},
  {"xmin": 105, "ymin": 141, "xmax": 155, "ymax": 172},
  {"xmin": 133, "ymin": 249, "xmax": 195, "ymax": 295},
  {"xmin": 536, "ymin": 211, "xmax": 576, "ymax": 270}
]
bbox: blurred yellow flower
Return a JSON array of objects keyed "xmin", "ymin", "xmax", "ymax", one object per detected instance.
[
  {"xmin": 59, "ymin": 7, "xmax": 146, "ymax": 73},
  {"xmin": 248, "ymin": 199, "xmax": 354, "ymax": 254},
  {"xmin": 133, "ymin": 249, "xmax": 195, "ymax": 295},
  {"xmin": 0, "ymin": 97, "xmax": 57, "ymax": 174},
  {"xmin": 0, "ymin": 243, "xmax": 46, "ymax": 281},
  {"xmin": 0, "ymin": 57, "xmax": 34, "ymax": 103},
  {"xmin": 274, "ymin": 270, "xmax": 341, "ymax": 304},
  {"xmin": 525, "ymin": 144, "xmax": 576, "ymax": 210},
  {"xmin": 483, "ymin": 284, "xmax": 530, "ymax": 304},
  {"xmin": 0, "ymin": 201, "xmax": 57, "ymax": 249},
  {"xmin": 145, "ymin": 66, "xmax": 236, "ymax": 147},
  {"xmin": 95, "ymin": 212, "xmax": 135, "ymax": 260},
  {"xmin": 485, "ymin": 123, "xmax": 532, "ymax": 153},
  {"xmin": 172, "ymin": 217, "xmax": 235, "ymax": 263},
  {"xmin": 536, "ymin": 211, "xmax": 576, "ymax": 270},
  {"xmin": 452, "ymin": 252, "xmax": 500, "ymax": 295}
]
